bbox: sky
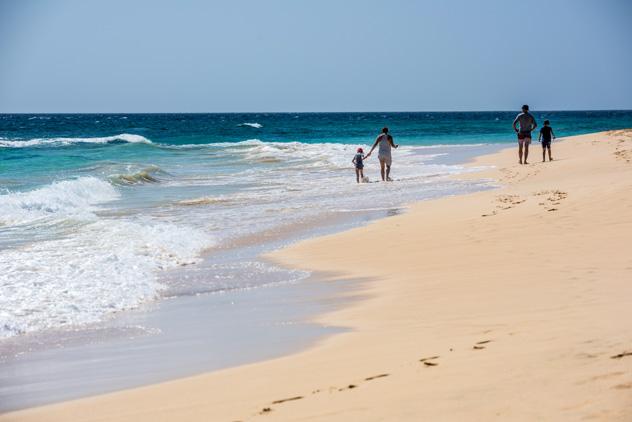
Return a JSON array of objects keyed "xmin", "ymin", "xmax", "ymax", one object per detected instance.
[{"xmin": 0, "ymin": 0, "xmax": 631, "ymax": 112}]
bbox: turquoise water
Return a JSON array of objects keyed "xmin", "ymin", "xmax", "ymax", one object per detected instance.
[
  {"xmin": 1, "ymin": 111, "xmax": 631, "ymax": 339},
  {"xmin": 2, "ymin": 111, "xmax": 631, "ymax": 188}
]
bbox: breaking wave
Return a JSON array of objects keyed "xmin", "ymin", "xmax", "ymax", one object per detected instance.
[
  {"xmin": 109, "ymin": 165, "xmax": 166, "ymax": 185},
  {"xmin": 0, "ymin": 219, "xmax": 214, "ymax": 339},
  {"xmin": 0, "ymin": 177, "xmax": 119, "ymax": 226},
  {"xmin": 0, "ymin": 134, "xmax": 152, "ymax": 148}
]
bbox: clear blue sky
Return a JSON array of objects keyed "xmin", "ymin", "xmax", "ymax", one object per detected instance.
[{"xmin": 1, "ymin": 0, "xmax": 631, "ymax": 112}]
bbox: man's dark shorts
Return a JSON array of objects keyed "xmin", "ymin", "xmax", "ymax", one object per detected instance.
[
  {"xmin": 517, "ymin": 131, "xmax": 531, "ymax": 146},
  {"xmin": 541, "ymin": 140, "xmax": 551, "ymax": 148}
]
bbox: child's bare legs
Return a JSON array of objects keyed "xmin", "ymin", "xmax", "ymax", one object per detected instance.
[
  {"xmin": 542, "ymin": 145, "xmax": 553, "ymax": 162},
  {"xmin": 355, "ymin": 168, "xmax": 360, "ymax": 183}
]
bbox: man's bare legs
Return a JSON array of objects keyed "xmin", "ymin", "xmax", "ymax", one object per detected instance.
[
  {"xmin": 519, "ymin": 138, "xmax": 531, "ymax": 164},
  {"xmin": 547, "ymin": 146, "xmax": 552, "ymax": 161}
]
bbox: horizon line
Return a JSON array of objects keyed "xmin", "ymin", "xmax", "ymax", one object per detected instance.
[{"xmin": 1, "ymin": 108, "xmax": 632, "ymax": 115}]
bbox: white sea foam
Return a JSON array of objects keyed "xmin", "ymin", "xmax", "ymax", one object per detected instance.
[
  {"xmin": 0, "ymin": 177, "xmax": 119, "ymax": 226},
  {"xmin": 221, "ymin": 139, "xmax": 439, "ymax": 171},
  {"xmin": 0, "ymin": 176, "xmax": 214, "ymax": 339},
  {"xmin": 0, "ymin": 133, "xmax": 152, "ymax": 148},
  {"xmin": 0, "ymin": 138, "xmax": 493, "ymax": 340},
  {"xmin": 0, "ymin": 219, "xmax": 214, "ymax": 339},
  {"xmin": 161, "ymin": 140, "xmax": 491, "ymax": 249},
  {"xmin": 238, "ymin": 122, "xmax": 263, "ymax": 128}
]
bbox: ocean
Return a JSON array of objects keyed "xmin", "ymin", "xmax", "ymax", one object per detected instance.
[{"xmin": 1, "ymin": 111, "xmax": 632, "ymax": 342}]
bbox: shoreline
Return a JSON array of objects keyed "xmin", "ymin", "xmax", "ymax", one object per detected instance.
[
  {"xmin": 0, "ymin": 207, "xmax": 389, "ymax": 412},
  {"xmin": 3, "ymin": 130, "xmax": 632, "ymax": 421},
  {"xmin": 0, "ymin": 143, "xmax": 497, "ymax": 411},
  {"xmin": 0, "ymin": 197, "xmax": 447, "ymax": 412}
]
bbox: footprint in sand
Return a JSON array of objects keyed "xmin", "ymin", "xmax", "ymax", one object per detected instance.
[
  {"xmin": 548, "ymin": 191, "xmax": 568, "ymax": 201},
  {"xmin": 484, "ymin": 194, "xmax": 526, "ymax": 216},
  {"xmin": 271, "ymin": 396, "xmax": 303, "ymax": 404},
  {"xmin": 613, "ymin": 382, "xmax": 632, "ymax": 390},
  {"xmin": 473, "ymin": 340, "xmax": 492, "ymax": 350},
  {"xmin": 614, "ymin": 148, "xmax": 632, "ymax": 163},
  {"xmin": 420, "ymin": 356, "xmax": 440, "ymax": 366},
  {"xmin": 534, "ymin": 190, "xmax": 567, "ymax": 212},
  {"xmin": 611, "ymin": 351, "xmax": 632, "ymax": 359},
  {"xmin": 496, "ymin": 194, "xmax": 525, "ymax": 206},
  {"xmin": 259, "ymin": 372, "xmax": 390, "ymax": 417},
  {"xmin": 365, "ymin": 373, "xmax": 390, "ymax": 381},
  {"xmin": 610, "ymin": 129, "xmax": 632, "ymax": 161}
]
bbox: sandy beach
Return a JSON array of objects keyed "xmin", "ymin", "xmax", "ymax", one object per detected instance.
[{"xmin": 3, "ymin": 129, "xmax": 632, "ymax": 421}]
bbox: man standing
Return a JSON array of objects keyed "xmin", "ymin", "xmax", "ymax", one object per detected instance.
[
  {"xmin": 513, "ymin": 105, "xmax": 537, "ymax": 164},
  {"xmin": 366, "ymin": 127, "xmax": 399, "ymax": 181}
]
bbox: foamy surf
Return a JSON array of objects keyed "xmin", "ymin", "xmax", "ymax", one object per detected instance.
[
  {"xmin": 0, "ymin": 177, "xmax": 119, "ymax": 226},
  {"xmin": 0, "ymin": 217, "xmax": 214, "ymax": 339},
  {"xmin": 0, "ymin": 133, "xmax": 152, "ymax": 148},
  {"xmin": 0, "ymin": 173, "xmax": 216, "ymax": 339}
]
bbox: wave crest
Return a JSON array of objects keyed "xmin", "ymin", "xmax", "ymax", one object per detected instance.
[
  {"xmin": 0, "ymin": 177, "xmax": 118, "ymax": 226},
  {"xmin": 0, "ymin": 133, "xmax": 152, "ymax": 148},
  {"xmin": 109, "ymin": 165, "xmax": 165, "ymax": 185},
  {"xmin": 238, "ymin": 122, "xmax": 263, "ymax": 129}
]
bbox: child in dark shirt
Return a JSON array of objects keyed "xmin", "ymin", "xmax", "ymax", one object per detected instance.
[{"xmin": 538, "ymin": 120, "xmax": 556, "ymax": 162}]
